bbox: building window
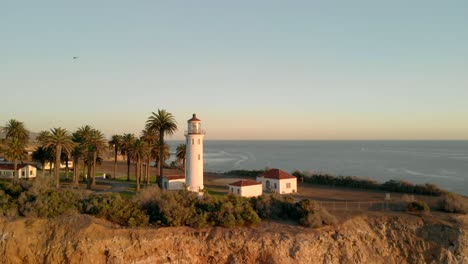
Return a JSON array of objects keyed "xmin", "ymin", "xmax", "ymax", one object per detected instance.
[
  {"xmin": 22, "ymin": 171, "xmax": 25, "ymax": 177},
  {"xmin": 237, "ymin": 189, "xmax": 240, "ymax": 194},
  {"xmin": 198, "ymin": 154, "xmax": 200, "ymax": 160},
  {"xmin": 30, "ymin": 170, "xmax": 34, "ymax": 176},
  {"xmin": 191, "ymin": 139, "xmax": 194, "ymax": 145},
  {"xmin": 286, "ymin": 183, "xmax": 291, "ymax": 189},
  {"xmin": 230, "ymin": 187, "xmax": 233, "ymax": 193},
  {"xmin": 274, "ymin": 183, "xmax": 277, "ymax": 189}
]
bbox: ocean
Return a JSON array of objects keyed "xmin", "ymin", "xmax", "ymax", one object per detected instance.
[{"xmin": 168, "ymin": 140, "xmax": 468, "ymax": 195}]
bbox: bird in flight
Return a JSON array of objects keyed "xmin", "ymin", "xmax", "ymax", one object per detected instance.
[{"xmin": 73, "ymin": 56, "xmax": 79, "ymax": 59}]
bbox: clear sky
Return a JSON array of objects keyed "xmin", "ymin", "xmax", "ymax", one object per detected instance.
[{"xmin": 1, "ymin": 1, "xmax": 468, "ymax": 140}]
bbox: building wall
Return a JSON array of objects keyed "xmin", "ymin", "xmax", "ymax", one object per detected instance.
[
  {"xmin": 0, "ymin": 170, "xmax": 14, "ymax": 178},
  {"xmin": 257, "ymin": 177, "xmax": 297, "ymax": 194},
  {"xmin": 278, "ymin": 178, "xmax": 297, "ymax": 194},
  {"xmin": 228, "ymin": 184, "xmax": 263, "ymax": 197},
  {"xmin": 163, "ymin": 179, "xmax": 186, "ymax": 190},
  {"xmin": 186, "ymin": 131, "xmax": 204, "ymax": 193},
  {"xmin": 0, "ymin": 165, "xmax": 37, "ymax": 179}
]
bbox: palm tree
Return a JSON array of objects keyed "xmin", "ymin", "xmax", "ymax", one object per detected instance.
[
  {"xmin": 128, "ymin": 139, "xmax": 150, "ymax": 191},
  {"xmin": 83, "ymin": 129, "xmax": 107, "ymax": 189},
  {"xmin": 31, "ymin": 146, "xmax": 53, "ymax": 177},
  {"xmin": 2, "ymin": 119, "xmax": 29, "ymax": 144},
  {"xmin": 140, "ymin": 128, "xmax": 158, "ymax": 184},
  {"xmin": 74, "ymin": 125, "xmax": 93, "ymax": 183},
  {"xmin": 146, "ymin": 109, "xmax": 178, "ymax": 187},
  {"xmin": 2, "ymin": 138, "xmax": 26, "ymax": 180},
  {"xmin": 38, "ymin": 128, "xmax": 74, "ymax": 188},
  {"xmin": 120, "ymin": 133, "xmax": 136, "ymax": 181},
  {"xmin": 176, "ymin": 143, "xmax": 187, "ymax": 173},
  {"xmin": 70, "ymin": 142, "xmax": 85, "ymax": 187},
  {"xmin": 108, "ymin": 134, "xmax": 122, "ymax": 179}
]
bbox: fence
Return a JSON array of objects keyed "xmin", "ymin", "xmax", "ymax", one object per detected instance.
[{"xmin": 318, "ymin": 200, "xmax": 407, "ymax": 212}]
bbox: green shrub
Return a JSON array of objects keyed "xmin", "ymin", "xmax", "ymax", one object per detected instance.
[
  {"xmin": 18, "ymin": 189, "xmax": 81, "ymax": 217},
  {"xmin": 295, "ymin": 199, "xmax": 338, "ymax": 228},
  {"xmin": 135, "ymin": 187, "xmax": 260, "ymax": 228},
  {"xmin": 406, "ymin": 200, "xmax": 430, "ymax": 213},
  {"xmin": 252, "ymin": 194, "xmax": 296, "ymax": 220},
  {"xmin": 82, "ymin": 193, "xmax": 149, "ymax": 227},
  {"xmin": 292, "ymin": 170, "xmax": 447, "ymax": 196},
  {"xmin": 439, "ymin": 193, "xmax": 468, "ymax": 214},
  {"xmin": 0, "ymin": 190, "xmax": 18, "ymax": 217}
]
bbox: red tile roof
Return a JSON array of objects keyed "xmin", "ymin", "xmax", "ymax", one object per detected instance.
[
  {"xmin": 0, "ymin": 163, "xmax": 32, "ymax": 170},
  {"xmin": 260, "ymin": 169, "xmax": 296, "ymax": 180},
  {"xmin": 164, "ymin": 175, "xmax": 185, "ymax": 181},
  {"xmin": 228, "ymin": 179, "xmax": 261, "ymax": 187}
]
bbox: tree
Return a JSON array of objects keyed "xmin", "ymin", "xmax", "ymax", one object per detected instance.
[
  {"xmin": 70, "ymin": 142, "xmax": 85, "ymax": 187},
  {"xmin": 2, "ymin": 119, "xmax": 29, "ymax": 143},
  {"xmin": 140, "ymin": 128, "xmax": 158, "ymax": 184},
  {"xmin": 128, "ymin": 139, "xmax": 150, "ymax": 191},
  {"xmin": 2, "ymin": 138, "xmax": 26, "ymax": 180},
  {"xmin": 120, "ymin": 133, "xmax": 136, "ymax": 181},
  {"xmin": 176, "ymin": 143, "xmax": 187, "ymax": 173},
  {"xmin": 31, "ymin": 146, "xmax": 53, "ymax": 177},
  {"xmin": 108, "ymin": 134, "xmax": 123, "ymax": 180},
  {"xmin": 83, "ymin": 129, "xmax": 107, "ymax": 189},
  {"xmin": 38, "ymin": 128, "xmax": 74, "ymax": 188},
  {"xmin": 74, "ymin": 125, "xmax": 93, "ymax": 184},
  {"xmin": 146, "ymin": 109, "xmax": 178, "ymax": 187}
]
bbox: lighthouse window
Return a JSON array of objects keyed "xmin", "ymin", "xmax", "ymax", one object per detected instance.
[
  {"xmin": 198, "ymin": 139, "xmax": 200, "ymax": 144},
  {"xmin": 198, "ymin": 154, "xmax": 200, "ymax": 160},
  {"xmin": 191, "ymin": 139, "xmax": 194, "ymax": 145}
]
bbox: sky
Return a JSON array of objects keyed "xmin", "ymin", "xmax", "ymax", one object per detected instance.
[{"xmin": 1, "ymin": 0, "xmax": 468, "ymax": 140}]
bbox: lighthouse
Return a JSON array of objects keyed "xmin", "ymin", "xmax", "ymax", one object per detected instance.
[{"xmin": 185, "ymin": 114, "xmax": 205, "ymax": 193}]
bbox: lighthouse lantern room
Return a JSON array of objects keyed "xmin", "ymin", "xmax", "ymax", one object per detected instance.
[{"xmin": 185, "ymin": 114, "xmax": 205, "ymax": 193}]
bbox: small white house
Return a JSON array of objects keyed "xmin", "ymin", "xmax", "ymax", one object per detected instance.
[
  {"xmin": 162, "ymin": 175, "xmax": 186, "ymax": 190},
  {"xmin": 0, "ymin": 163, "xmax": 37, "ymax": 179},
  {"xmin": 228, "ymin": 180, "xmax": 263, "ymax": 197},
  {"xmin": 257, "ymin": 168, "xmax": 297, "ymax": 194}
]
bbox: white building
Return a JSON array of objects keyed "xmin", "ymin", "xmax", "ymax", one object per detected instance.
[
  {"xmin": 162, "ymin": 175, "xmax": 186, "ymax": 190},
  {"xmin": 257, "ymin": 168, "xmax": 297, "ymax": 194},
  {"xmin": 0, "ymin": 163, "xmax": 37, "ymax": 179},
  {"xmin": 185, "ymin": 114, "xmax": 205, "ymax": 193},
  {"xmin": 228, "ymin": 180, "xmax": 263, "ymax": 197}
]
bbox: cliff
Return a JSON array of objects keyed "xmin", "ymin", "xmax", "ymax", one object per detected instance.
[{"xmin": 0, "ymin": 213, "xmax": 466, "ymax": 264}]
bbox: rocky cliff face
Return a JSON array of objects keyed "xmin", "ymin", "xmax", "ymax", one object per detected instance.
[{"xmin": 0, "ymin": 213, "xmax": 466, "ymax": 264}]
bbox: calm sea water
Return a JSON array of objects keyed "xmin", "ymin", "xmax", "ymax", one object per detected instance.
[{"xmin": 168, "ymin": 140, "xmax": 468, "ymax": 195}]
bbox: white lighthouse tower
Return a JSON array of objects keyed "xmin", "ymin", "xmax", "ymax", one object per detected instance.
[{"xmin": 185, "ymin": 114, "xmax": 205, "ymax": 193}]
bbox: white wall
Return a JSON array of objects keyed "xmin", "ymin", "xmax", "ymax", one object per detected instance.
[
  {"xmin": 186, "ymin": 120, "xmax": 204, "ymax": 193},
  {"xmin": 257, "ymin": 177, "xmax": 297, "ymax": 194},
  {"xmin": 228, "ymin": 184, "xmax": 263, "ymax": 197},
  {"xmin": 278, "ymin": 178, "xmax": 297, "ymax": 194},
  {"xmin": 163, "ymin": 179, "xmax": 186, "ymax": 190}
]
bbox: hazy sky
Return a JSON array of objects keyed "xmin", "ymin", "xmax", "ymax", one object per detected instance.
[{"xmin": 2, "ymin": 1, "xmax": 467, "ymax": 140}]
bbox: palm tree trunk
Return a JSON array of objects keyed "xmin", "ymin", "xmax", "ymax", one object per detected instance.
[
  {"xmin": 41, "ymin": 162, "xmax": 45, "ymax": 177},
  {"xmin": 86, "ymin": 152, "xmax": 93, "ymax": 189},
  {"xmin": 91, "ymin": 152, "xmax": 97, "ymax": 187},
  {"xmin": 126, "ymin": 156, "xmax": 130, "ymax": 181},
  {"xmin": 113, "ymin": 146, "xmax": 117, "ymax": 179},
  {"xmin": 82, "ymin": 162, "xmax": 87, "ymax": 183},
  {"xmin": 55, "ymin": 147, "xmax": 62, "ymax": 188},
  {"xmin": 136, "ymin": 158, "xmax": 141, "ymax": 191},
  {"xmin": 146, "ymin": 157, "xmax": 150, "ymax": 185},
  {"xmin": 65, "ymin": 155, "xmax": 69, "ymax": 179},
  {"xmin": 13, "ymin": 159, "xmax": 18, "ymax": 181},
  {"xmin": 158, "ymin": 132, "xmax": 164, "ymax": 188},
  {"xmin": 73, "ymin": 157, "xmax": 80, "ymax": 187}
]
